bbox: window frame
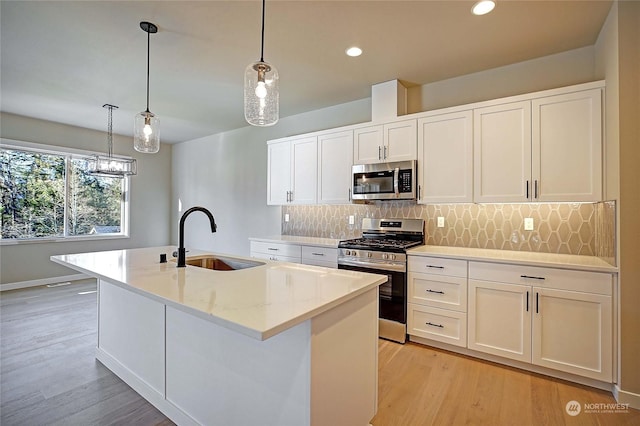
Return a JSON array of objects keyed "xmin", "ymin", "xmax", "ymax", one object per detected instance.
[{"xmin": 1, "ymin": 138, "xmax": 131, "ymax": 245}]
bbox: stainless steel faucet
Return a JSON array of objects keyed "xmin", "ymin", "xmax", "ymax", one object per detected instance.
[{"xmin": 177, "ymin": 206, "xmax": 217, "ymax": 267}]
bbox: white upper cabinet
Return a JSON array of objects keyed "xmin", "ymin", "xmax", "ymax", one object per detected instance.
[
  {"xmin": 318, "ymin": 130, "xmax": 354, "ymax": 204},
  {"xmin": 474, "ymin": 87, "xmax": 602, "ymax": 203},
  {"xmin": 354, "ymin": 119, "xmax": 417, "ymax": 164},
  {"xmin": 267, "ymin": 136, "xmax": 317, "ymax": 205},
  {"xmin": 474, "ymin": 101, "xmax": 532, "ymax": 203},
  {"xmin": 418, "ymin": 110, "xmax": 473, "ymax": 203},
  {"xmin": 267, "ymin": 140, "xmax": 292, "ymax": 205},
  {"xmin": 532, "ymin": 89, "xmax": 602, "ymax": 202}
]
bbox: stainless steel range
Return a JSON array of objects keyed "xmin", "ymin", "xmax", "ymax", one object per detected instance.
[{"xmin": 338, "ymin": 218, "xmax": 424, "ymax": 343}]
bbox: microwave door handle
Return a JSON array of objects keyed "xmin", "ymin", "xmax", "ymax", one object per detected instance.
[{"xmin": 394, "ymin": 168, "xmax": 400, "ymax": 197}]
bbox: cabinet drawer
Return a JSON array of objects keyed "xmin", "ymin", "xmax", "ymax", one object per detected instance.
[
  {"xmin": 250, "ymin": 241, "xmax": 302, "ymax": 258},
  {"xmin": 408, "ymin": 273, "xmax": 467, "ymax": 312},
  {"xmin": 408, "ymin": 256, "xmax": 467, "ymax": 277},
  {"xmin": 250, "ymin": 252, "xmax": 300, "ymax": 263},
  {"xmin": 468, "ymin": 262, "xmax": 612, "ymax": 295},
  {"xmin": 408, "ymin": 304, "xmax": 467, "ymax": 347},
  {"xmin": 301, "ymin": 246, "xmax": 338, "ymax": 264}
]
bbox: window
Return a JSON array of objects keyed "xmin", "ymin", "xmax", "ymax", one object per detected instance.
[{"xmin": 1, "ymin": 142, "xmax": 129, "ymax": 242}]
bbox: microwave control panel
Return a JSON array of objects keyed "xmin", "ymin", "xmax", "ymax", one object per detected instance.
[{"xmin": 399, "ymin": 170, "xmax": 412, "ymax": 193}]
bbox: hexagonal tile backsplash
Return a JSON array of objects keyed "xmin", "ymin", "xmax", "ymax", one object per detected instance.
[{"xmin": 281, "ymin": 201, "xmax": 615, "ymax": 261}]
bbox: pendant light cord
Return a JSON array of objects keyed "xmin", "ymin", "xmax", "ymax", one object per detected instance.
[
  {"xmin": 146, "ymin": 29, "xmax": 151, "ymax": 113},
  {"xmin": 260, "ymin": 0, "xmax": 265, "ymax": 62}
]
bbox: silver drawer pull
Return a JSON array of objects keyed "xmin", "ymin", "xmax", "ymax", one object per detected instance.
[
  {"xmin": 426, "ymin": 289, "xmax": 445, "ymax": 294},
  {"xmin": 426, "ymin": 265, "xmax": 444, "ymax": 269},
  {"xmin": 311, "ymin": 252, "xmax": 324, "ymax": 256},
  {"xmin": 520, "ymin": 274, "xmax": 545, "ymax": 280},
  {"xmin": 267, "ymin": 248, "xmax": 279, "ymax": 251},
  {"xmin": 426, "ymin": 322, "xmax": 444, "ymax": 328}
]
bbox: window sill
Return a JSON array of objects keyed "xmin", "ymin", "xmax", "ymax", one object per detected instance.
[{"xmin": 0, "ymin": 234, "xmax": 130, "ymax": 246}]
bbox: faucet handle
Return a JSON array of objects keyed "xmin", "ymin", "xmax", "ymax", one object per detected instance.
[{"xmin": 173, "ymin": 250, "xmax": 189, "ymax": 258}]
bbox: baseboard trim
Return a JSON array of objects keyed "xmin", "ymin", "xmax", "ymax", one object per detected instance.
[
  {"xmin": 95, "ymin": 347, "xmax": 198, "ymax": 426},
  {"xmin": 0, "ymin": 273, "xmax": 88, "ymax": 292},
  {"xmin": 614, "ymin": 385, "xmax": 640, "ymax": 410}
]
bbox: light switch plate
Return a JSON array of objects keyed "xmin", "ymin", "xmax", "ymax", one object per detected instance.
[
  {"xmin": 284, "ymin": 214, "xmax": 290, "ymax": 222},
  {"xmin": 524, "ymin": 217, "xmax": 534, "ymax": 231},
  {"xmin": 437, "ymin": 217, "xmax": 445, "ymax": 228},
  {"xmin": 348, "ymin": 215, "xmax": 355, "ymax": 225}
]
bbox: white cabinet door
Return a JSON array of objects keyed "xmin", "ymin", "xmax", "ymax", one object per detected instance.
[
  {"xmin": 532, "ymin": 89, "xmax": 602, "ymax": 202},
  {"xmin": 418, "ymin": 111, "xmax": 473, "ymax": 203},
  {"xmin": 353, "ymin": 120, "xmax": 416, "ymax": 164},
  {"xmin": 384, "ymin": 119, "xmax": 417, "ymax": 162},
  {"xmin": 353, "ymin": 125, "xmax": 383, "ymax": 164},
  {"xmin": 532, "ymin": 287, "xmax": 612, "ymax": 381},
  {"xmin": 468, "ymin": 279, "xmax": 532, "ymax": 363},
  {"xmin": 318, "ymin": 130, "xmax": 353, "ymax": 204},
  {"xmin": 474, "ymin": 101, "xmax": 532, "ymax": 203},
  {"xmin": 291, "ymin": 136, "xmax": 318, "ymax": 204},
  {"xmin": 267, "ymin": 141, "xmax": 291, "ymax": 205}
]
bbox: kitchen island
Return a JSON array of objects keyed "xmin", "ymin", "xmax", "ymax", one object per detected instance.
[{"xmin": 51, "ymin": 246, "xmax": 385, "ymax": 426}]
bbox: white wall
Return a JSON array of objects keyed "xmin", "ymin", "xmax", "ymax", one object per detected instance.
[
  {"xmin": 171, "ymin": 99, "xmax": 371, "ymax": 257},
  {"xmin": 0, "ymin": 112, "xmax": 172, "ymax": 285},
  {"xmin": 407, "ymin": 46, "xmax": 596, "ymax": 113}
]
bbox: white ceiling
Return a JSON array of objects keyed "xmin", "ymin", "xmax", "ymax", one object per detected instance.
[{"xmin": 1, "ymin": 0, "xmax": 612, "ymax": 144}]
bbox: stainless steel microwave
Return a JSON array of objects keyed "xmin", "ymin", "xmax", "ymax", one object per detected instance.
[{"xmin": 351, "ymin": 160, "xmax": 417, "ymax": 201}]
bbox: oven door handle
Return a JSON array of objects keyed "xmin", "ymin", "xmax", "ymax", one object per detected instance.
[
  {"xmin": 393, "ymin": 167, "xmax": 400, "ymax": 198},
  {"xmin": 338, "ymin": 259, "xmax": 406, "ymax": 273}
]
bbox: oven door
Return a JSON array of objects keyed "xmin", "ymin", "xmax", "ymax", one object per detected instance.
[{"xmin": 338, "ymin": 263, "xmax": 407, "ymax": 342}]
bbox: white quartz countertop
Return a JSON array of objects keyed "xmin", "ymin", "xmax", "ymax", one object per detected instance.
[
  {"xmin": 51, "ymin": 246, "xmax": 385, "ymax": 340},
  {"xmin": 408, "ymin": 245, "xmax": 617, "ymax": 273},
  {"xmin": 249, "ymin": 235, "xmax": 341, "ymax": 248}
]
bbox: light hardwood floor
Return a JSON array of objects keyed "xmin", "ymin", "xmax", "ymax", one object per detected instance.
[{"xmin": 1, "ymin": 281, "xmax": 637, "ymax": 425}]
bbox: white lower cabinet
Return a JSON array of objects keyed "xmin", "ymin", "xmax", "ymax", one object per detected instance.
[
  {"xmin": 301, "ymin": 245, "xmax": 338, "ymax": 268},
  {"xmin": 250, "ymin": 241, "xmax": 302, "ymax": 263},
  {"xmin": 250, "ymin": 240, "xmax": 338, "ymax": 268},
  {"xmin": 408, "ymin": 256, "xmax": 468, "ymax": 347},
  {"xmin": 468, "ymin": 261, "xmax": 613, "ymax": 382},
  {"xmin": 532, "ymin": 287, "xmax": 612, "ymax": 381},
  {"xmin": 467, "ymin": 280, "xmax": 532, "ymax": 362}
]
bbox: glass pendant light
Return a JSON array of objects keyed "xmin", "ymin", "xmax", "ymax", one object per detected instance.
[
  {"xmin": 87, "ymin": 104, "xmax": 137, "ymax": 178},
  {"xmin": 244, "ymin": 0, "xmax": 279, "ymax": 126},
  {"xmin": 134, "ymin": 21, "xmax": 160, "ymax": 153}
]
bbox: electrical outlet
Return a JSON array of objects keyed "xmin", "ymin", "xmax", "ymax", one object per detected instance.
[
  {"xmin": 524, "ymin": 217, "xmax": 534, "ymax": 231},
  {"xmin": 284, "ymin": 214, "xmax": 290, "ymax": 222},
  {"xmin": 348, "ymin": 215, "xmax": 355, "ymax": 225},
  {"xmin": 437, "ymin": 217, "xmax": 445, "ymax": 228}
]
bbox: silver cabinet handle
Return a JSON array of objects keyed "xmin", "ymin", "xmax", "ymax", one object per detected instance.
[
  {"xmin": 426, "ymin": 289, "xmax": 445, "ymax": 294},
  {"xmin": 520, "ymin": 274, "xmax": 545, "ymax": 280},
  {"xmin": 425, "ymin": 265, "xmax": 444, "ymax": 269},
  {"xmin": 267, "ymin": 248, "xmax": 279, "ymax": 251},
  {"xmin": 348, "ymin": 188, "xmax": 352, "ymax": 201},
  {"xmin": 426, "ymin": 322, "xmax": 444, "ymax": 328},
  {"xmin": 384, "ymin": 145, "xmax": 387, "ymax": 159},
  {"xmin": 311, "ymin": 252, "xmax": 324, "ymax": 256},
  {"xmin": 526, "ymin": 180, "xmax": 530, "ymax": 199},
  {"xmin": 535, "ymin": 180, "xmax": 539, "ymax": 199},
  {"xmin": 378, "ymin": 146, "xmax": 382, "ymax": 160}
]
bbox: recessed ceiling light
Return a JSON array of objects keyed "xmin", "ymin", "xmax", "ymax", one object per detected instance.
[
  {"xmin": 471, "ymin": 0, "xmax": 496, "ymax": 15},
  {"xmin": 345, "ymin": 46, "xmax": 362, "ymax": 57}
]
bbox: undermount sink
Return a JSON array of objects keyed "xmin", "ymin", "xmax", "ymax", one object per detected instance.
[{"xmin": 177, "ymin": 255, "xmax": 264, "ymax": 271}]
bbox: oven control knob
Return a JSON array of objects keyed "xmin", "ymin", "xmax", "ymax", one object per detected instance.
[
  {"xmin": 367, "ymin": 252, "xmax": 373, "ymax": 258},
  {"xmin": 352, "ymin": 250, "xmax": 358, "ymax": 257},
  {"xmin": 345, "ymin": 250, "xmax": 351, "ymax": 256},
  {"xmin": 382, "ymin": 253, "xmax": 388, "ymax": 260},
  {"xmin": 390, "ymin": 254, "xmax": 396, "ymax": 260}
]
